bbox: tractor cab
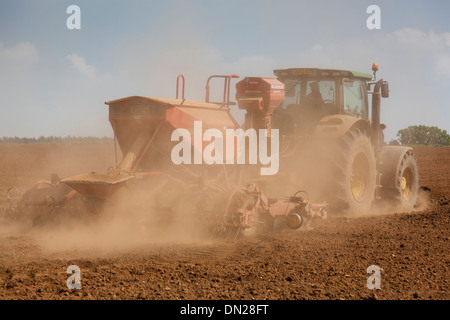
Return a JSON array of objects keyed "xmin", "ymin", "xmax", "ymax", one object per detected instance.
[{"xmin": 272, "ymin": 68, "xmax": 373, "ymax": 135}]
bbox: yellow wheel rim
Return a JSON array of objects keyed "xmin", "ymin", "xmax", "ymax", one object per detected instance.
[
  {"xmin": 401, "ymin": 168, "xmax": 413, "ymax": 201},
  {"xmin": 350, "ymin": 153, "xmax": 370, "ymax": 202}
]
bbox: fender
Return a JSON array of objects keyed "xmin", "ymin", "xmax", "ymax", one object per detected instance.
[
  {"xmin": 314, "ymin": 115, "xmax": 371, "ymax": 138},
  {"xmin": 378, "ymin": 145, "xmax": 413, "ymax": 188}
]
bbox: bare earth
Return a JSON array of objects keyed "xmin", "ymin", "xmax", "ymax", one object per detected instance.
[{"xmin": 0, "ymin": 144, "xmax": 448, "ymax": 300}]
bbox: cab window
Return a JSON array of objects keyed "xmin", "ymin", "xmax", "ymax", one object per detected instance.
[
  {"xmin": 343, "ymin": 80, "xmax": 366, "ymax": 118},
  {"xmin": 280, "ymin": 79, "xmax": 336, "ymax": 109},
  {"xmin": 305, "ymin": 80, "xmax": 336, "ymax": 103},
  {"xmin": 281, "ymin": 79, "xmax": 302, "ymax": 108}
]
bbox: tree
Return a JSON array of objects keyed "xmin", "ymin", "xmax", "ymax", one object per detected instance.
[
  {"xmin": 388, "ymin": 139, "xmax": 400, "ymax": 146},
  {"xmin": 397, "ymin": 125, "xmax": 450, "ymax": 146}
]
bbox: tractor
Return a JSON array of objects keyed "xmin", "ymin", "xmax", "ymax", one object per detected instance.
[
  {"xmin": 262, "ymin": 63, "xmax": 420, "ymax": 215},
  {"xmin": 2, "ymin": 64, "xmax": 420, "ymax": 237}
]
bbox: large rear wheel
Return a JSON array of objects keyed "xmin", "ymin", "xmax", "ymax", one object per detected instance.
[{"xmin": 327, "ymin": 128, "xmax": 377, "ymax": 215}]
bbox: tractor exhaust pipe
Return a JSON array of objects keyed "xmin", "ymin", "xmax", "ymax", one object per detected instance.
[{"xmin": 371, "ymin": 79, "xmax": 383, "ymax": 152}]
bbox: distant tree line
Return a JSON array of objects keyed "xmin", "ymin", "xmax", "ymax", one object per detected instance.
[
  {"xmin": 389, "ymin": 125, "xmax": 450, "ymax": 146},
  {"xmin": 0, "ymin": 136, "xmax": 114, "ymax": 144}
]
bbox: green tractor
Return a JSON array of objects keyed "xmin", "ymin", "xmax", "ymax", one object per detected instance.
[{"xmin": 239, "ymin": 63, "xmax": 420, "ymax": 215}]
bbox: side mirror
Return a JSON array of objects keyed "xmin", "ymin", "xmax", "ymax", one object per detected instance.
[{"xmin": 381, "ymin": 82, "xmax": 389, "ymax": 98}]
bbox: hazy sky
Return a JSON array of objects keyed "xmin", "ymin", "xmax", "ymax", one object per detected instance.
[{"xmin": 0, "ymin": 0, "xmax": 449, "ymax": 141}]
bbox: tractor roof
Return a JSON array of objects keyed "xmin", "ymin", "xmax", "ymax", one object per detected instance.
[{"xmin": 273, "ymin": 68, "xmax": 373, "ymax": 80}]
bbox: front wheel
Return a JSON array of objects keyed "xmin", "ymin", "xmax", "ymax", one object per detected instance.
[{"xmin": 394, "ymin": 151, "xmax": 420, "ymax": 211}]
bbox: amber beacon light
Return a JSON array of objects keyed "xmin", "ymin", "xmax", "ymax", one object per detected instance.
[{"xmin": 372, "ymin": 63, "xmax": 379, "ymax": 72}]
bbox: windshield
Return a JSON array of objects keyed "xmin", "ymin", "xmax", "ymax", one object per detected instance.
[{"xmin": 280, "ymin": 79, "xmax": 336, "ymax": 109}]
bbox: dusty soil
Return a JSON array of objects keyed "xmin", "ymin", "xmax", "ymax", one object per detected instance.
[{"xmin": 0, "ymin": 144, "xmax": 448, "ymax": 300}]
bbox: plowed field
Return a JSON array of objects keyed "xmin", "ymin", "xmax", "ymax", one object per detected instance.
[{"xmin": 0, "ymin": 144, "xmax": 448, "ymax": 300}]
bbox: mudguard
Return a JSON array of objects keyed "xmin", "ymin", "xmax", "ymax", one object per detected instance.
[{"xmin": 314, "ymin": 115, "xmax": 370, "ymax": 138}]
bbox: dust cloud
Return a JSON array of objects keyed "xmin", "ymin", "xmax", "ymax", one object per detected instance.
[
  {"xmin": 364, "ymin": 188, "xmax": 431, "ymax": 218},
  {"xmin": 0, "ymin": 141, "xmax": 221, "ymax": 256},
  {"xmin": 26, "ymin": 207, "xmax": 213, "ymax": 255},
  {"xmin": 0, "ymin": 133, "xmax": 427, "ymax": 257}
]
